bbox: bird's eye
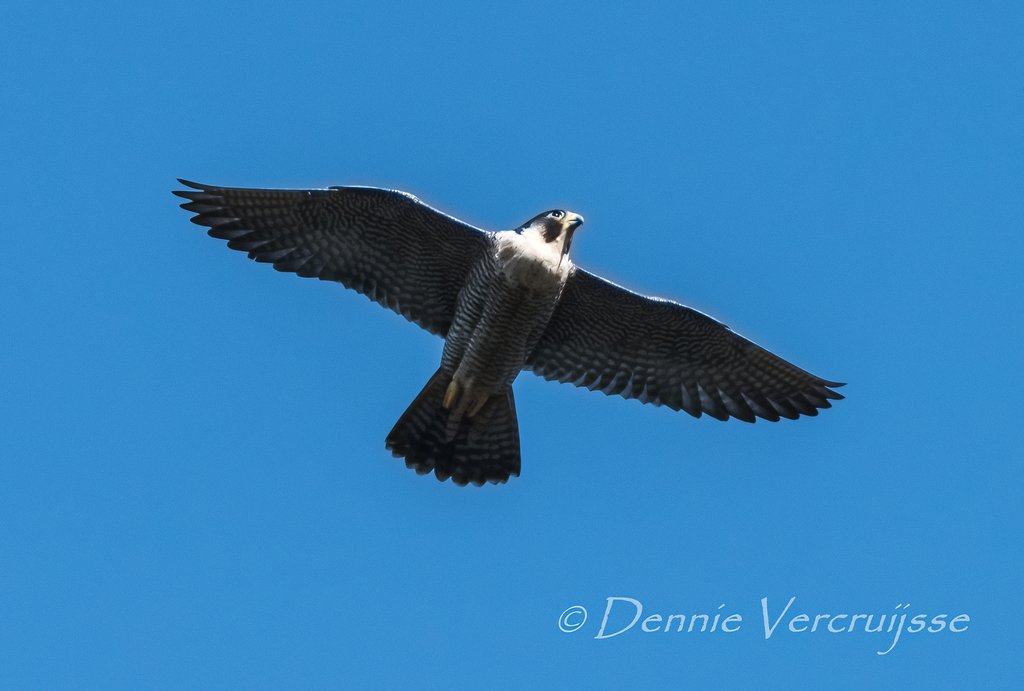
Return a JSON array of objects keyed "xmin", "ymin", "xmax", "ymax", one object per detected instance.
[{"xmin": 549, "ymin": 211, "xmax": 564, "ymax": 219}]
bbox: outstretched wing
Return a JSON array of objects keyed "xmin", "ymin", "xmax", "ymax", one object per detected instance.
[
  {"xmin": 527, "ymin": 268, "xmax": 844, "ymax": 422},
  {"xmin": 173, "ymin": 179, "xmax": 493, "ymax": 337}
]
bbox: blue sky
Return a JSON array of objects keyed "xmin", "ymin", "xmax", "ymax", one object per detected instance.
[{"xmin": 2, "ymin": 1, "xmax": 1022, "ymax": 687}]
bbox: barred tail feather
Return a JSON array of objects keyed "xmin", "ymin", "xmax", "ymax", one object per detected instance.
[{"xmin": 385, "ymin": 369, "xmax": 521, "ymax": 486}]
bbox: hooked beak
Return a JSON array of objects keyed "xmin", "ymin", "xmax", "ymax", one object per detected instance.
[{"xmin": 566, "ymin": 213, "xmax": 585, "ymax": 229}]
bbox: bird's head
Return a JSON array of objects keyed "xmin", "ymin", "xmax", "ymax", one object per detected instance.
[{"xmin": 518, "ymin": 209, "xmax": 585, "ymax": 256}]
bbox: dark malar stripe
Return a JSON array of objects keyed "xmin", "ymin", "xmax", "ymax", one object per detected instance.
[{"xmin": 541, "ymin": 219, "xmax": 562, "ymax": 243}]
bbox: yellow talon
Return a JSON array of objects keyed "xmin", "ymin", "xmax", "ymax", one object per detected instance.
[{"xmin": 443, "ymin": 381, "xmax": 460, "ymax": 410}]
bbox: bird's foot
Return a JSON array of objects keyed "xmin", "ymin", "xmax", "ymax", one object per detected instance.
[{"xmin": 442, "ymin": 381, "xmax": 461, "ymax": 410}]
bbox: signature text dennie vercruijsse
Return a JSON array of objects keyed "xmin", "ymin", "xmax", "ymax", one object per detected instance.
[{"xmin": 559, "ymin": 596, "xmax": 969, "ymax": 655}]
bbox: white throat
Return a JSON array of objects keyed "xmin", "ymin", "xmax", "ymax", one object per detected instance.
[{"xmin": 494, "ymin": 227, "xmax": 572, "ymax": 287}]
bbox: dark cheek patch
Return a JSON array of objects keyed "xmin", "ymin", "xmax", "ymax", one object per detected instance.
[{"xmin": 541, "ymin": 220, "xmax": 562, "ymax": 243}]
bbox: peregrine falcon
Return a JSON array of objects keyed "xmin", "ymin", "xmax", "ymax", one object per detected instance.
[{"xmin": 174, "ymin": 179, "xmax": 844, "ymax": 486}]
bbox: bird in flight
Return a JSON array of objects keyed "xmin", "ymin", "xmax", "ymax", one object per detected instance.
[{"xmin": 174, "ymin": 180, "xmax": 843, "ymax": 486}]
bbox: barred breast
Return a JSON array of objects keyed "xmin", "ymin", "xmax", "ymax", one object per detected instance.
[{"xmin": 441, "ymin": 231, "xmax": 570, "ymax": 406}]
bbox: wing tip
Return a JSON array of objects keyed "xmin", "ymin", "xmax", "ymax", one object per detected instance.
[
  {"xmin": 173, "ymin": 180, "xmax": 221, "ymax": 205},
  {"xmin": 818, "ymin": 380, "xmax": 846, "ymax": 400}
]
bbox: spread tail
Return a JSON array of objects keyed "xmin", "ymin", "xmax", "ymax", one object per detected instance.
[{"xmin": 385, "ymin": 369, "xmax": 521, "ymax": 486}]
